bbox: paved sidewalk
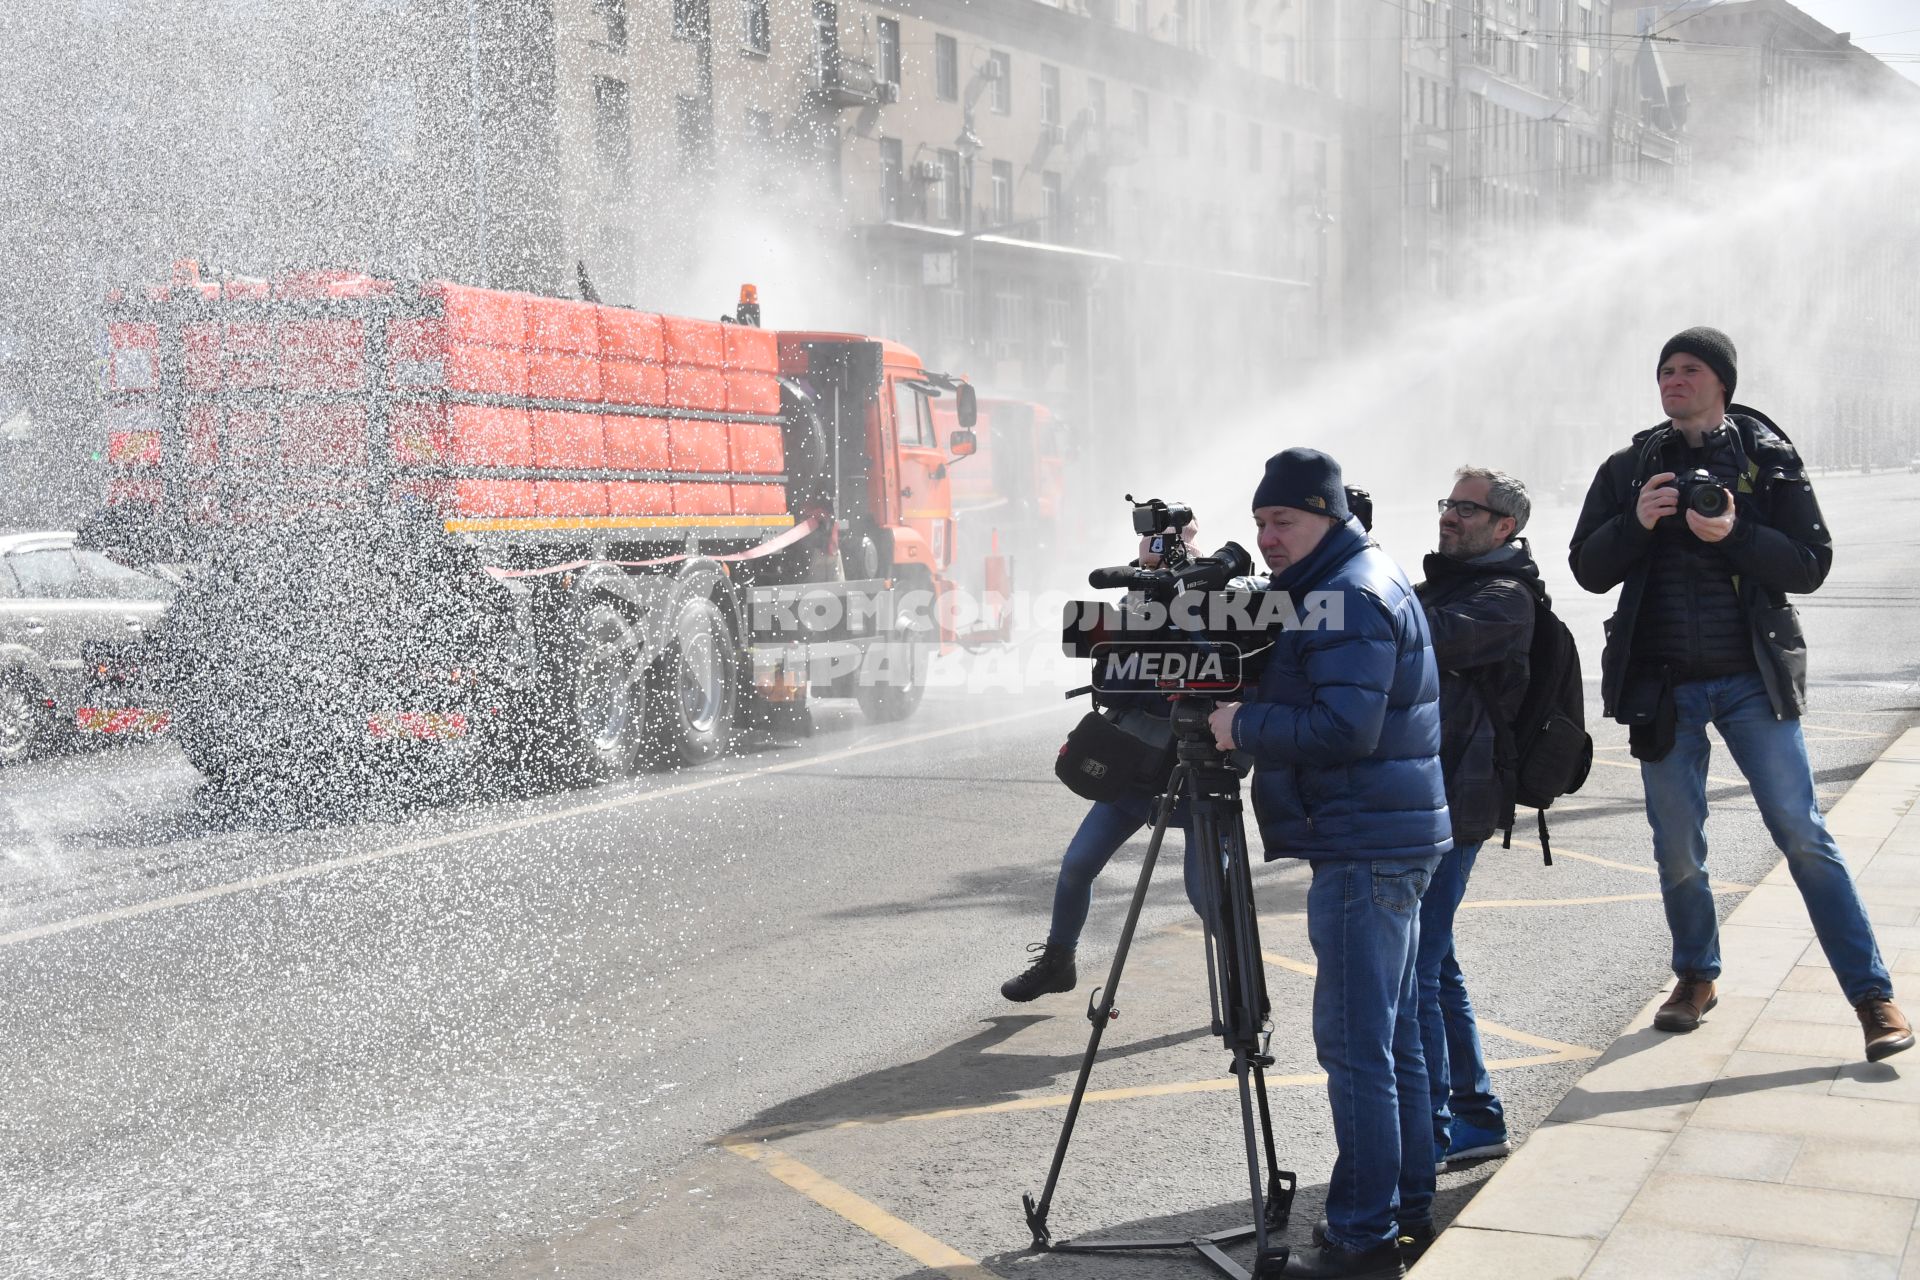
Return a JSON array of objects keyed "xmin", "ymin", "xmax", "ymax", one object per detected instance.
[{"xmin": 1416, "ymin": 726, "xmax": 1920, "ymax": 1280}]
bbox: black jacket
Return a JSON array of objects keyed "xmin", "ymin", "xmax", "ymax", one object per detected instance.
[
  {"xmin": 1568, "ymin": 407, "xmax": 1829, "ymax": 721},
  {"xmin": 1417, "ymin": 541, "xmax": 1540, "ymax": 845}
]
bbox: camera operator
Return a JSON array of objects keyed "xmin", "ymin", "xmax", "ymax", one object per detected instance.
[
  {"xmin": 1001, "ymin": 526, "xmax": 1206, "ymax": 1002},
  {"xmin": 1569, "ymin": 327, "xmax": 1911, "ymax": 1060},
  {"xmin": 1415, "ymin": 468, "xmax": 1541, "ymax": 1172},
  {"xmin": 1207, "ymin": 448, "xmax": 1451, "ymax": 1280}
]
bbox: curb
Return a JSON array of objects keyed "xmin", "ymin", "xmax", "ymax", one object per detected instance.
[{"xmin": 1414, "ymin": 725, "xmax": 1920, "ymax": 1278}]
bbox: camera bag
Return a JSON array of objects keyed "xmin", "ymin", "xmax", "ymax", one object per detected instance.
[{"xmin": 1055, "ymin": 704, "xmax": 1178, "ymax": 806}]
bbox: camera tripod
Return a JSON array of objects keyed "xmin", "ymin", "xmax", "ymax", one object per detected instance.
[{"xmin": 1022, "ymin": 698, "xmax": 1296, "ymax": 1280}]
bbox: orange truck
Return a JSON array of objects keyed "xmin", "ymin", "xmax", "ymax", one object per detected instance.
[
  {"xmin": 89, "ymin": 261, "xmax": 980, "ymax": 785},
  {"xmin": 934, "ymin": 396, "xmax": 1071, "ymax": 642}
]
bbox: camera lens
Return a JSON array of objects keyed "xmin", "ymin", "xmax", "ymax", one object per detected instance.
[{"xmin": 1688, "ymin": 484, "xmax": 1729, "ymax": 518}]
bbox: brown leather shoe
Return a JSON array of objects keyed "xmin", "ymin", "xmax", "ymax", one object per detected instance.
[
  {"xmin": 1857, "ymin": 998, "xmax": 1915, "ymax": 1062},
  {"xmin": 1653, "ymin": 979, "xmax": 1717, "ymax": 1033}
]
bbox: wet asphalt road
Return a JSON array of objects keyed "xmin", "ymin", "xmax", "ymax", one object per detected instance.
[{"xmin": 3, "ymin": 470, "xmax": 1919, "ymax": 1279}]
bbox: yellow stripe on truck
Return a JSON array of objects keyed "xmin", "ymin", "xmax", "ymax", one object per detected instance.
[{"xmin": 444, "ymin": 515, "xmax": 797, "ymax": 533}]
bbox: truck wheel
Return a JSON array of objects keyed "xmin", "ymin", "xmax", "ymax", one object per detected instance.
[
  {"xmin": 0, "ymin": 670, "xmax": 54, "ymax": 766},
  {"xmin": 643, "ymin": 595, "xmax": 737, "ymax": 768},
  {"xmin": 855, "ymin": 578, "xmax": 933, "ymax": 724},
  {"xmin": 568, "ymin": 595, "xmax": 649, "ymax": 781}
]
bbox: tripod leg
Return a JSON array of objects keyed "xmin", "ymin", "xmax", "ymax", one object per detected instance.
[
  {"xmin": 1216, "ymin": 794, "xmax": 1295, "ymax": 1225},
  {"xmin": 1251, "ymin": 1060, "xmax": 1297, "ymax": 1230},
  {"xmin": 1184, "ymin": 773, "xmax": 1228, "ymax": 1038},
  {"xmin": 1025, "ymin": 767, "xmax": 1187, "ymax": 1249}
]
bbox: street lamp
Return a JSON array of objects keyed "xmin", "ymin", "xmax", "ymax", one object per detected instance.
[{"xmin": 956, "ymin": 116, "xmax": 982, "ymax": 357}]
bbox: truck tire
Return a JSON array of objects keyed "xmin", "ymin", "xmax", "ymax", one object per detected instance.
[
  {"xmin": 0, "ymin": 669, "xmax": 55, "ymax": 767},
  {"xmin": 564, "ymin": 594, "xmax": 650, "ymax": 782},
  {"xmin": 855, "ymin": 575, "xmax": 933, "ymax": 724},
  {"xmin": 642, "ymin": 594, "xmax": 737, "ymax": 769}
]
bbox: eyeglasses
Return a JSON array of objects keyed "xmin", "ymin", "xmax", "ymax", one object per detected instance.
[{"xmin": 1436, "ymin": 499, "xmax": 1507, "ymax": 519}]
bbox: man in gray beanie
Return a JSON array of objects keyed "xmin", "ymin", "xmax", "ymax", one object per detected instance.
[
  {"xmin": 1570, "ymin": 327, "xmax": 1911, "ymax": 1061},
  {"xmin": 1208, "ymin": 447, "xmax": 1450, "ymax": 1277}
]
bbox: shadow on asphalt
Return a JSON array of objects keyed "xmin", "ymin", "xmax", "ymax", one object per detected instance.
[{"xmin": 737, "ymin": 1014, "xmax": 1214, "ymax": 1138}]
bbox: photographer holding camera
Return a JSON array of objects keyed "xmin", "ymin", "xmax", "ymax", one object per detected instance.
[
  {"xmin": 1207, "ymin": 448, "xmax": 1451, "ymax": 1280},
  {"xmin": 1001, "ymin": 526, "xmax": 1207, "ymax": 1003},
  {"xmin": 1570, "ymin": 327, "xmax": 1912, "ymax": 1060}
]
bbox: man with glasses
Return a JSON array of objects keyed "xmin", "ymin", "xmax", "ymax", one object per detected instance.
[
  {"xmin": 1415, "ymin": 468, "xmax": 1543, "ymax": 1172},
  {"xmin": 1570, "ymin": 327, "xmax": 1911, "ymax": 1060}
]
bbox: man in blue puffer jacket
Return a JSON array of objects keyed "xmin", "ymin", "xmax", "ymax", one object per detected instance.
[{"xmin": 1207, "ymin": 447, "xmax": 1451, "ymax": 1280}]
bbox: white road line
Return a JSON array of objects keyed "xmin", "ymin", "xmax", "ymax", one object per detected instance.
[{"xmin": 0, "ymin": 704, "xmax": 1065, "ymax": 953}]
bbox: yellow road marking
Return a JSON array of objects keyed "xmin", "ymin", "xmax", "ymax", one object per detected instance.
[
  {"xmin": 0, "ymin": 703, "xmax": 1067, "ymax": 952},
  {"xmin": 1586, "ymin": 755, "xmax": 1748, "ymax": 788},
  {"xmin": 1252, "ymin": 947, "xmax": 1597, "ymax": 1062},
  {"xmin": 1800, "ymin": 722, "xmax": 1893, "ymax": 741},
  {"xmin": 720, "ymin": 1137, "xmax": 993, "ymax": 1280},
  {"xmin": 1507, "ymin": 840, "xmax": 1662, "ymax": 877},
  {"xmin": 1162, "ymin": 926, "xmax": 1598, "ymax": 1063},
  {"xmin": 1461, "ymin": 890, "xmax": 1736, "ymax": 910}
]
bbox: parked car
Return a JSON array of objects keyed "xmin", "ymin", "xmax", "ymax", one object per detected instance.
[{"xmin": 0, "ymin": 531, "xmax": 175, "ymax": 765}]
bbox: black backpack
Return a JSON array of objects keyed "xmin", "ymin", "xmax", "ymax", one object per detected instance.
[{"xmin": 1482, "ymin": 591, "xmax": 1593, "ymax": 865}]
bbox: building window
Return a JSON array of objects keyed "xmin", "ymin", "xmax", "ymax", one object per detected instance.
[
  {"xmin": 1043, "ymin": 283, "xmax": 1072, "ymax": 363},
  {"xmin": 1174, "ymin": 0, "xmax": 1190, "ymax": 47},
  {"xmin": 673, "ymin": 0, "xmax": 709, "ymax": 41},
  {"xmin": 1041, "ymin": 172, "xmax": 1063, "ymax": 239},
  {"xmin": 1428, "ymin": 164, "xmax": 1444, "ymax": 212},
  {"xmin": 935, "ymin": 33, "xmax": 958, "ymax": 101},
  {"xmin": 593, "ymin": 75, "xmax": 632, "ymax": 182},
  {"xmin": 1247, "ymin": 121, "xmax": 1261, "ymax": 172},
  {"xmin": 1040, "ymin": 63, "xmax": 1060, "ymax": 127},
  {"xmin": 880, "ymin": 136, "xmax": 904, "ymax": 217},
  {"xmin": 1131, "ymin": 88, "xmax": 1149, "ymax": 146},
  {"xmin": 592, "ymin": 0, "xmax": 628, "ymax": 48},
  {"xmin": 812, "ymin": 121, "xmax": 840, "ymax": 192},
  {"xmin": 990, "ymin": 158, "xmax": 1013, "ymax": 226},
  {"xmin": 990, "ymin": 277, "xmax": 1026, "ymax": 362},
  {"xmin": 877, "ymin": 17, "xmax": 900, "ymax": 86},
  {"xmin": 988, "ymin": 49, "xmax": 1011, "ymax": 114},
  {"xmin": 1133, "ymin": 0, "xmax": 1148, "ymax": 32},
  {"xmin": 1083, "ymin": 182, "xmax": 1107, "ymax": 240},
  {"xmin": 1173, "ymin": 99, "xmax": 1189, "ymax": 157},
  {"xmin": 676, "ymin": 93, "xmax": 712, "ymax": 172},
  {"xmin": 937, "ymin": 147, "xmax": 961, "ymax": 224},
  {"xmin": 740, "ymin": 0, "xmax": 770, "ymax": 53},
  {"xmin": 811, "ymin": 0, "xmax": 838, "ymax": 83},
  {"xmin": 1087, "ymin": 78, "xmax": 1106, "ymax": 130}
]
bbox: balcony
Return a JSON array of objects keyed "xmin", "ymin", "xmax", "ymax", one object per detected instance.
[{"xmin": 811, "ymin": 55, "xmax": 882, "ymax": 109}]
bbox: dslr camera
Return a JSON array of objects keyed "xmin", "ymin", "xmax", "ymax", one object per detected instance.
[{"xmin": 1668, "ymin": 468, "xmax": 1733, "ymax": 520}]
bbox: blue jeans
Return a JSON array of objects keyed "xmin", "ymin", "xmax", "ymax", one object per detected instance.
[
  {"xmin": 1642, "ymin": 671, "xmax": 1891, "ymax": 1005},
  {"xmin": 1308, "ymin": 853, "xmax": 1443, "ymax": 1253},
  {"xmin": 1417, "ymin": 840, "xmax": 1504, "ymax": 1148},
  {"xmin": 1047, "ymin": 795, "xmax": 1202, "ymax": 949}
]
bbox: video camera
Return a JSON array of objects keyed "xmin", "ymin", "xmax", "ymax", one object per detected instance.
[
  {"xmin": 1063, "ymin": 488, "xmax": 1373, "ymax": 698},
  {"xmin": 1061, "ymin": 497, "xmax": 1277, "ymax": 712}
]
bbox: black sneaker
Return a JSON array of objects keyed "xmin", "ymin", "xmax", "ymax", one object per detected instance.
[
  {"xmin": 1000, "ymin": 942, "xmax": 1076, "ymax": 1002},
  {"xmin": 1312, "ymin": 1217, "xmax": 1434, "ymax": 1263},
  {"xmin": 1281, "ymin": 1240, "xmax": 1404, "ymax": 1278}
]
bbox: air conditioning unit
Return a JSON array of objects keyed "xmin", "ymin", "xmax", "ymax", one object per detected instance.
[
  {"xmin": 911, "ymin": 160, "xmax": 944, "ymax": 182},
  {"xmin": 876, "ymin": 80, "xmax": 900, "ymax": 104},
  {"xmin": 1045, "ymin": 123, "xmax": 1066, "ymax": 145}
]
